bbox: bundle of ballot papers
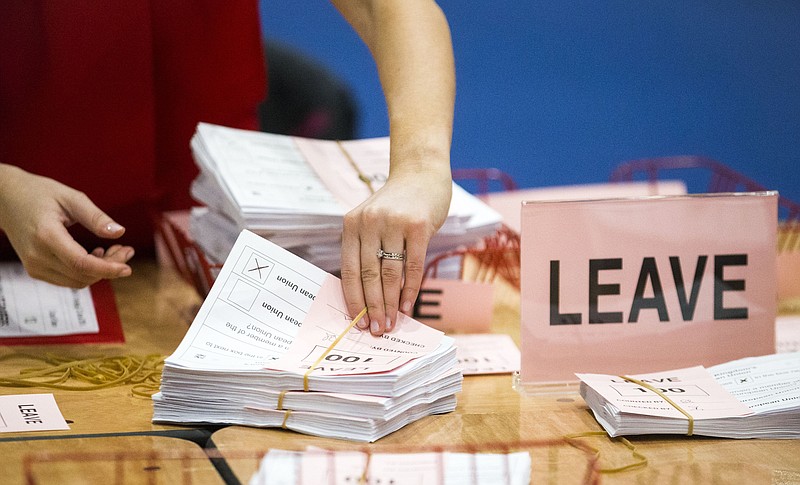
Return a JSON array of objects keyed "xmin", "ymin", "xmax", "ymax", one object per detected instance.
[
  {"xmin": 188, "ymin": 122, "xmax": 503, "ymax": 272},
  {"xmin": 577, "ymin": 351, "xmax": 800, "ymax": 439},
  {"xmin": 153, "ymin": 230, "xmax": 462, "ymax": 442}
]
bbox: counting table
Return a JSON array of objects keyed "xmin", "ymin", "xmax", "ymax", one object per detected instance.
[{"xmin": 1, "ymin": 260, "xmax": 798, "ymax": 484}]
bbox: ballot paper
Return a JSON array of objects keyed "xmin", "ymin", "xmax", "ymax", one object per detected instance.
[
  {"xmin": 188, "ymin": 122, "xmax": 502, "ymax": 272},
  {"xmin": 162, "ymin": 229, "xmax": 327, "ymax": 371},
  {"xmin": 453, "ymin": 333, "xmax": 521, "ymax": 375},
  {"xmin": 269, "ymin": 277, "xmax": 444, "ymax": 376},
  {"xmin": 249, "ymin": 448, "xmax": 532, "ymax": 485},
  {"xmin": 155, "ymin": 230, "xmax": 462, "ymax": 441},
  {"xmin": 578, "ymin": 351, "xmax": 800, "ymax": 439},
  {"xmin": 0, "ymin": 263, "xmax": 99, "ymax": 338}
]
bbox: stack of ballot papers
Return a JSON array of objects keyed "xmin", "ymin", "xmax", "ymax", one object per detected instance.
[
  {"xmin": 577, "ymin": 351, "xmax": 800, "ymax": 439},
  {"xmin": 249, "ymin": 448, "xmax": 532, "ymax": 485},
  {"xmin": 188, "ymin": 122, "xmax": 503, "ymax": 272},
  {"xmin": 153, "ymin": 230, "xmax": 462, "ymax": 442}
]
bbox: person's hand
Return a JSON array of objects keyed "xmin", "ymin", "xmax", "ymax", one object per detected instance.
[
  {"xmin": 341, "ymin": 167, "xmax": 451, "ymax": 336},
  {"xmin": 332, "ymin": 0, "xmax": 455, "ymax": 335},
  {"xmin": 0, "ymin": 164, "xmax": 134, "ymax": 288}
]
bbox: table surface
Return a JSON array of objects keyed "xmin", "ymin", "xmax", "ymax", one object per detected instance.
[
  {"xmin": 1, "ymin": 259, "xmax": 799, "ymax": 485},
  {"xmin": 211, "ymin": 373, "xmax": 800, "ymax": 484},
  {"xmin": 0, "ymin": 261, "xmax": 203, "ymax": 437},
  {"xmin": 1, "ymin": 435, "xmax": 224, "ymax": 485}
]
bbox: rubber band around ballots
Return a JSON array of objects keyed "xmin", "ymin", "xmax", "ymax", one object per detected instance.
[
  {"xmin": 280, "ymin": 409, "xmax": 292, "ymax": 429},
  {"xmin": 359, "ymin": 451, "xmax": 373, "ymax": 484},
  {"xmin": 276, "ymin": 390, "xmax": 289, "ymax": 410},
  {"xmin": 302, "ymin": 307, "xmax": 368, "ymax": 392},
  {"xmin": 336, "ymin": 140, "xmax": 376, "ymax": 194},
  {"xmin": 619, "ymin": 375, "xmax": 695, "ymax": 436}
]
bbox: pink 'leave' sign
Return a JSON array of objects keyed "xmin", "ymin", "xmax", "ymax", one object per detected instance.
[{"xmin": 518, "ymin": 192, "xmax": 777, "ymax": 390}]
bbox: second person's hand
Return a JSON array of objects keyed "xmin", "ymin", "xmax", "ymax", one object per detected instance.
[{"xmin": 0, "ymin": 164, "xmax": 134, "ymax": 288}]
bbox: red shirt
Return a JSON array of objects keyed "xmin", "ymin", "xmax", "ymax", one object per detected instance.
[{"xmin": 0, "ymin": 1, "xmax": 266, "ymax": 252}]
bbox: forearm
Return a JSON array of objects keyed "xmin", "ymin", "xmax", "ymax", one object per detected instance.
[{"xmin": 331, "ymin": 0, "xmax": 455, "ymax": 179}]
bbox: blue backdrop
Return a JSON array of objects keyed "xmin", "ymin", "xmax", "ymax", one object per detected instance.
[{"xmin": 259, "ymin": 1, "xmax": 799, "ymax": 206}]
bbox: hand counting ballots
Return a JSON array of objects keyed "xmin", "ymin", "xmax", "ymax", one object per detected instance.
[{"xmin": 152, "ymin": 230, "xmax": 462, "ymax": 442}]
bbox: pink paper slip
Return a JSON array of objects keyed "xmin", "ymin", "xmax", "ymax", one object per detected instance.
[
  {"xmin": 413, "ymin": 278, "xmax": 494, "ymax": 333},
  {"xmin": 270, "ymin": 276, "xmax": 444, "ymax": 376},
  {"xmin": 518, "ymin": 192, "xmax": 778, "ymax": 392}
]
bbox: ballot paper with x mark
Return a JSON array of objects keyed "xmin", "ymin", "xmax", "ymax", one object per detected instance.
[{"xmin": 268, "ymin": 276, "xmax": 444, "ymax": 376}]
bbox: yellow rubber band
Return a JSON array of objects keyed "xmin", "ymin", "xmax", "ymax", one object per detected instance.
[
  {"xmin": 337, "ymin": 140, "xmax": 375, "ymax": 194},
  {"xmin": 359, "ymin": 450, "xmax": 373, "ymax": 484},
  {"xmin": 302, "ymin": 307, "xmax": 368, "ymax": 392},
  {"xmin": 619, "ymin": 375, "xmax": 695, "ymax": 436},
  {"xmin": 276, "ymin": 390, "xmax": 289, "ymax": 410},
  {"xmin": 280, "ymin": 409, "xmax": 292, "ymax": 429},
  {"xmin": 0, "ymin": 353, "xmax": 164, "ymax": 397},
  {"xmin": 564, "ymin": 431, "xmax": 649, "ymax": 474}
]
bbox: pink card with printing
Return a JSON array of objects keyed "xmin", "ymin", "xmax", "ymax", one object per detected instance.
[
  {"xmin": 518, "ymin": 192, "xmax": 777, "ymax": 389},
  {"xmin": 413, "ymin": 278, "xmax": 494, "ymax": 333}
]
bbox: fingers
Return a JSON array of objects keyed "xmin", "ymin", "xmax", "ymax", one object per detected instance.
[
  {"xmin": 342, "ymin": 212, "xmax": 422, "ymax": 337},
  {"xmin": 0, "ymin": 167, "xmax": 134, "ymax": 288},
  {"xmin": 43, "ymin": 189, "xmax": 133, "ymax": 286},
  {"xmin": 24, "ymin": 223, "xmax": 134, "ymax": 288},
  {"xmin": 400, "ymin": 225, "xmax": 428, "ymax": 316},
  {"xmin": 378, "ymin": 236, "xmax": 405, "ymax": 334},
  {"xmin": 342, "ymin": 210, "xmax": 399, "ymax": 337},
  {"xmin": 62, "ymin": 190, "xmax": 126, "ymax": 240},
  {"xmin": 102, "ymin": 244, "xmax": 135, "ymax": 264},
  {"xmin": 340, "ymin": 213, "xmax": 368, "ymax": 331},
  {"xmin": 53, "ymin": 236, "xmax": 132, "ymax": 281}
]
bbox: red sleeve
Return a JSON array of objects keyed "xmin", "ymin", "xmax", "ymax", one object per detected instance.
[{"xmin": 0, "ymin": 1, "xmax": 266, "ymax": 253}]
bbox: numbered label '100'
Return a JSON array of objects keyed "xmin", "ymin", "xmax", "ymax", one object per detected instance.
[
  {"xmin": 613, "ymin": 384, "xmax": 708, "ymax": 397},
  {"xmin": 325, "ymin": 354, "xmax": 373, "ymax": 363}
]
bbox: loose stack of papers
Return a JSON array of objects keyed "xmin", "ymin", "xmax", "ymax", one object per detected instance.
[
  {"xmin": 577, "ymin": 351, "xmax": 800, "ymax": 439},
  {"xmin": 249, "ymin": 448, "xmax": 532, "ymax": 485},
  {"xmin": 153, "ymin": 230, "xmax": 462, "ymax": 442},
  {"xmin": 188, "ymin": 122, "xmax": 503, "ymax": 272}
]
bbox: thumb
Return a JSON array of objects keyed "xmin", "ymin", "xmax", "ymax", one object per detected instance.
[{"xmin": 61, "ymin": 190, "xmax": 126, "ymax": 240}]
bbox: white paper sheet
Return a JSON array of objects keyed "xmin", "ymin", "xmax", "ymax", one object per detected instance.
[
  {"xmin": 165, "ymin": 230, "xmax": 327, "ymax": 370},
  {"xmin": 0, "ymin": 263, "xmax": 99, "ymax": 338},
  {"xmin": 452, "ymin": 333, "xmax": 521, "ymax": 375},
  {"xmin": 0, "ymin": 394, "xmax": 70, "ymax": 433},
  {"xmin": 709, "ymin": 351, "xmax": 800, "ymax": 414}
]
